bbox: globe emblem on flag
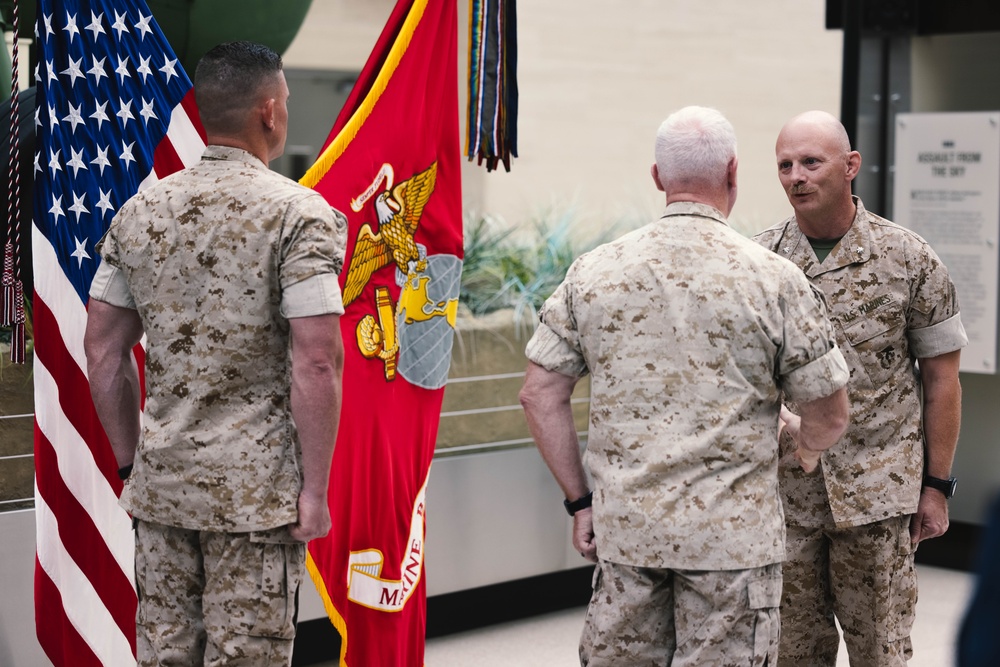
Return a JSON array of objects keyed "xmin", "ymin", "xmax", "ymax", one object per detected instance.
[{"xmin": 395, "ymin": 252, "xmax": 461, "ymax": 390}]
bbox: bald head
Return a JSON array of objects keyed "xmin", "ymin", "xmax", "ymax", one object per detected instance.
[{"xmin": 777, "ymin": 110, "xmax": 851, "ymax": 155}]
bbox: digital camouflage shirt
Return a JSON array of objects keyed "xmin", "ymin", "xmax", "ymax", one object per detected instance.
[
  {"xmin": 526, "ymin": 202, "xmax": 849, "ymax": 570},
  {"xmin": 754, "ymin": 197, "xmax": 967, "ymax": 528},
  {"xmin": 91, "ymin": 146, "xmax": 347, "ymax": 532}
]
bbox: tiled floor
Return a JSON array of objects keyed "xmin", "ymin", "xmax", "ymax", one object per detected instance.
[{"xmin": 416, "ymin": 564, "xmax": 975, "ymax": 667}]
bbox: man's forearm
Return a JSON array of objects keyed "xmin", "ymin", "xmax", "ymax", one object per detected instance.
[
  {"xmin": 84, "ymin": 300, "xmax": 145, "ymax": 469},
  {"xmin": 289, "ymin": 314, "xmax": 344, "ymax": 500},
  {"xmin": 920, "ymin": 351, "xmax": 963, "ymax": 479},
  {"xmin": 519, "ymin": 362, "xmax": 589, "ymax": 501},
  {"xmin": 796, "ymin": 386, "xmax": 849, "ymax": 453},
  {"xmin": 89, "ymin": 354, "xmax": 142, "ymax": 469},
  {"xmin": 291, "ymin": 365, "xmax": 342, "ymax": 499}
]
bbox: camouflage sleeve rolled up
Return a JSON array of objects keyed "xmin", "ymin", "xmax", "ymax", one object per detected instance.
[
  {"xmin": 278, "ymin": 194, "xmax": 348, "ymax": 290},
  {"xmin": 525, "ymin": 270, "xmax": 590, "ymax": 378},
  {"xmin": 89, "ymin": 228, "xmax": 136, "ymax": 309},
  {"xmin": 278, "ymin": 200, "xmax": 348, "ymax": 319},
  {"xmin": 775, "ymin": 277, "xmax": 849, "ymax": 402},
  {"xmin": 904, "ymin": 240, "xmax": 968, "ymax": 358}
]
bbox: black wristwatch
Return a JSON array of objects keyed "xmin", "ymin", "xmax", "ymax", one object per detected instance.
[
  {"xmin": 922, "ymin": 475, "xmax": 957, "ymax": 499},
  {"xmin": 563, "ymin": 491, "xmax": 593, "ymax": 516}
]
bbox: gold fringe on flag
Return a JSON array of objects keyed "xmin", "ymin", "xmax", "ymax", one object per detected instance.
[{"xmin": 300, "ymin": 0, "xmax": 429, "ymax": 189}]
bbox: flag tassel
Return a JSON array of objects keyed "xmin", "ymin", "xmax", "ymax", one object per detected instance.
[
  {"xmin": 1, "ymin": 243, "xmax": 14, "ymax": 325},
  {"xmin": 10, "ymin": 279, "xmax": 24, "ymax": 363}
]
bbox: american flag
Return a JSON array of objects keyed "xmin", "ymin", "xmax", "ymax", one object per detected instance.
[{"xmin": 32, "ymin": 1, "xmax": 204, "ymax": 664}]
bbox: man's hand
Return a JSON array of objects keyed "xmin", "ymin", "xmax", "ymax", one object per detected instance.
[
  {"xmin": 910, "ymin": 488, "xmax": 950, "ymax": 545},
  {"xmin": 779, "ymin": 404, "xmax": 821, "ymax": 473},
  {"xmin": 794, "ymin": 448, "xmax": 823, "ymax": 474},
  {"xmin": 289, "ymin": 491, "xmax": 332, "ymax": 543},
  {"xmin": 573, "ymin": 508, "xmax": 598, "ymax": 563}
]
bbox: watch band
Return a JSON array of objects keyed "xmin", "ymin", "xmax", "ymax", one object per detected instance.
[
  {"xmin": 922, "ymin": 475, "xmax": 957, "ymax": 499},
  {"xmin": 563, "ymin": 491, "xmax": 593, "ymax": 516}
]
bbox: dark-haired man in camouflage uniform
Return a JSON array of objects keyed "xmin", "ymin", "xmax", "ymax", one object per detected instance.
[
  {"xmin": 754, "ymin": 110, "xmax": 967, "ymax": 667},
  {"xmin": 85, "ymin": 41, "xmax": 346, "ymax": 665},
  {"xmin": 520, "ymin": 105, "xmax": 850, "ymax": 666}
]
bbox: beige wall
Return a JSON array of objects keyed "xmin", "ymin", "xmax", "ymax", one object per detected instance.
[{"xmin": 283, "ymin": 0, "xmax": 842, "ymax": 236}]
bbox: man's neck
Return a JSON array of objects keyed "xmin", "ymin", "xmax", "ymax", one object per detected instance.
[
  {"xmin": 206, "ymin": 134, "xmax": 270, "ymax": 166},
  {"xmin": 796, "ymin": 197, "xmax": 857, "ymax": 240},
  {"xmin": 665, "ymin": 192, "xmax": 729, "ymax": 216}
]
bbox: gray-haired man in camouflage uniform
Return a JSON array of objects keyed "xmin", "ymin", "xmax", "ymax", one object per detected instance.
[
  {"xmin": 754, "ymin": 110, "xmax": 968, "ymax": 667},
  {"xmin": 519, "ymin": 105, "xmax": 851, "ymax": 666},
  {"xmin": 85, "ymin": 42, "xmax": 346, "ymax": 665}
]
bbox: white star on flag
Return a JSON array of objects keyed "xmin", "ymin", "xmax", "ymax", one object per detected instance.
[
  {"xmin": 115, "ymin": 55, "xmax": 130, "ymax": 82},
  {"xmin": 136, "ymin": 12, "xmax": 154, "ymax": 40},
  {"xmin": 70, "ymin": 237, "xmax": 91, "ymax": 267},
  {"xmin": 68, "ymin": 191, "xmax": 90, "ymax": 221},
  {"xmin": 112, "ymin": 10, "xmax": 129, "ymax": 39},
  {"xmin": 48, "ymin": 193, "xmax": 65, "ymax": 222},
  {"xmin": 45, "ymin": 59, "xmax": 58, "ymax": 85},
  {"xmin": 61, "ymin": 56, "xmax": 85, "ymax": 86},
  {"xmin": 90, "ymin": 100, "xmax": 110, "ymax": 129},
  {"xmin": 120, "ymin": 140, "xmax": 136, "ymax": 168},
  {"xmin": 88, "ymin": 55, "xmax": 108, "ymax": 84},
  {"xmin": 96, "ymin": 188, "xmax": 115, "ymax": 216},
  {"xmin": 67, "ymin": 146, "xmax": 88, "ymax": 177},
  {"xmin": 91, "ymin": 145, "xmax": 111, "ymax": 175},
  {"xmin": 48, "ymin": 148, "xmax": 62, "ymax": 175},
  {"xmin": 85, "ymin": 12, "xmax": 105, "ymax": 40},
  {"xmin": 137, "ymin": 55, "xmax": 153, "ymax": 82},
  {"xmin": 63, "ymin": 101, "xmax": 85, "ymax": 133},
  {"xmin": 140, "ymin": 98, "xmax": 158, "ymax": 124},
  {"xmin": 47, "ymin": 103, "xmax": 59, "ymax": 130},
  {"xmin": 159, "ymin": 57, "xmax": 178, "ymax": 83},
  {"xmin": 116, "ymin": 97, "xmax": 134, "ymax": 127},
  {"xmin": 63, "ymin": 11, "xmax": 79, "ymax": 42}
]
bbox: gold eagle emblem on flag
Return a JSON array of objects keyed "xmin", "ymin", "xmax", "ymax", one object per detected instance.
[{"xmin": 342, "ymin": 162, "xmax": 438, "ymax": 307}]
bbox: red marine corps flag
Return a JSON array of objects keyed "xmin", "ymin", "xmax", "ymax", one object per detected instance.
[{"xmin": 299, "ymin": 0, "xmax": 462, "ymax": 664}]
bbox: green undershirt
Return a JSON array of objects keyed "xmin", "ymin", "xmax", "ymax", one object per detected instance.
[{"xmin": 806, "ymin": 236, "xmax": 843, "ymax": 263}]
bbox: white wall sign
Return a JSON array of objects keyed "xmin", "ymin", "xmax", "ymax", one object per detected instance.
[{"xmin": 893, "ymin": 112, "xmax": 1000, "ymax": 374}]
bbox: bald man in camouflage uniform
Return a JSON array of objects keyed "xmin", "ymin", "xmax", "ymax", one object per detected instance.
[
  {"xmin": 85, "ymin": 42, "xmax": 346, "ymax": 665},
  {"xmin": 754, "ymin": 110, "xmax": 967, "ymax": 667},
  {"xmin": 519, "ymin": 106, "xmax": 850, "ymax": 666}
]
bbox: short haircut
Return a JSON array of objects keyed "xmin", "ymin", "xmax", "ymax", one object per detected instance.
[
  {"xmin": 194, "ymin": 41, "xmax": 283, "ymax": 135},
  {"xmin": 654, "ymin": 106, "xmax": 737, "ymax": 190}
]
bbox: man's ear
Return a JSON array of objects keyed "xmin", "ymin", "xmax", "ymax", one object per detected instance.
[
  {"xmin": 261, "ymin": 97, "xmax": 276, "ymax": 130},
  {"xmin": 650, "ymin": 163, "xmax": 664, "ymax": 192},
  {"xmin": 846, "ymin": 150, "xmax": 862, "ymax": 181},
  {"xmin": 726, "ymin": 156, "xmax": 739, "ymax": 213}
]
